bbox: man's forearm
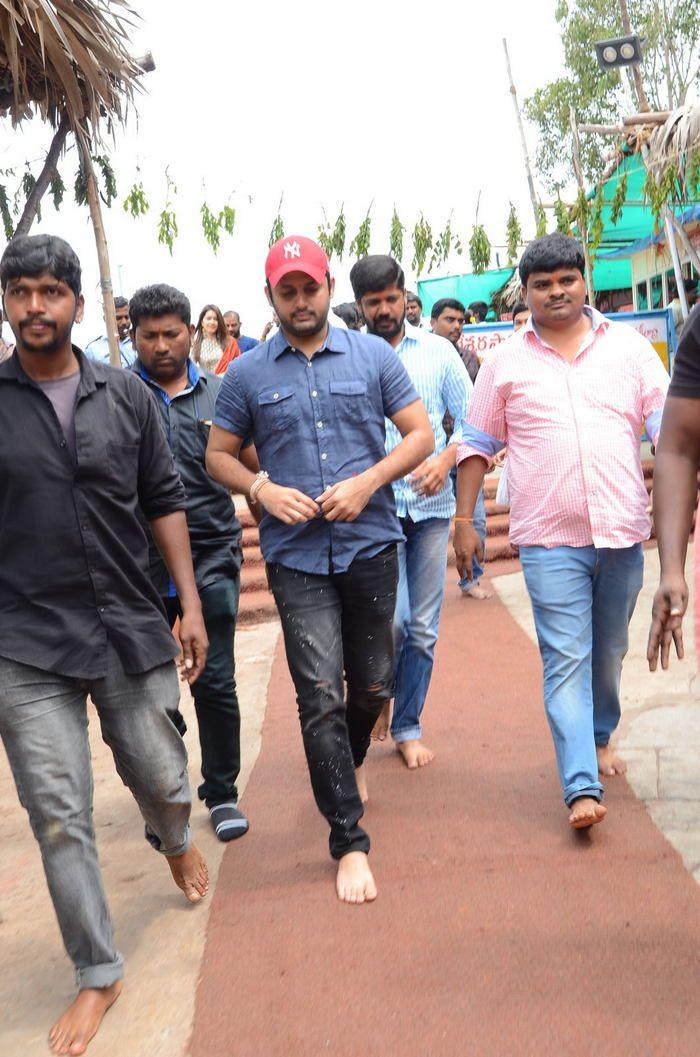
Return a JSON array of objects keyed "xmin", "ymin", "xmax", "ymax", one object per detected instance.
[
  {"xmin": 150, "ymin": 511, "xmax": 201, "ymax": 609},
  {"xmin": 653, "ymin": 449, "xmax": 697, "ymax": 576},
  {"xmin": 206, "ymin": 449, "xmax": 257, "ymax": 497},
  {"xmin": 365, "ymin": 426, "xmax": 434, "ymax": 491},
  {"xmin": 455, "ymin": 455, "xmax": 488, "ymax": 516}
]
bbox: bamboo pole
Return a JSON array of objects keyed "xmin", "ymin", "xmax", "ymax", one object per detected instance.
[
  {"xmin": 619, "ymin": 0, "xmax": 651, "ymax": 112},
  {"xmin": 622, "ymin": 112, "xmax": 670, "ymax": 125},
  {"xmin": 14, "ymin": 113, "xmax": 71, "ymax": 237},
  {"xmin": 664, "ymin": 211, "xmax": 689, "ymax": 320},
  {"xmin": 578, "ymin": 124, "xmax": 627, "ymax": 135},
  {"xmin": 503, "ymin": 38, "xmax": 539, "ymax": 231},
  {"xmin": 76, "ymin": 133, "xmax": 120, "ymax": 367},
  {"xmin": 569, "ymin": 107, "xmax": 595, "ymax": 305},
  {"xmin": 668, "ymin": 213, "xmax": 700, "ymax": 277}
]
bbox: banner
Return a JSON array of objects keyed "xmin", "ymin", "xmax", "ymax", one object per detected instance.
[{"xmin": 460, "ymin": 308, "xmax": 677, "ymax": 372}]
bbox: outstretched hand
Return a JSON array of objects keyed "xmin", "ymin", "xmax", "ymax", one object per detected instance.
[{"xmin": 647, "ymin": 575, "xmax": 687, "ymax": 671}]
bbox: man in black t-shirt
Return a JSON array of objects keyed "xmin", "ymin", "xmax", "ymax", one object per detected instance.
[{"xmin": 648, "ymin": 303, "xmax": 700, "ymax": 670}]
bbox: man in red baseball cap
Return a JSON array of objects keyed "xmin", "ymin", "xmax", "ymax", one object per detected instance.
[{"xmin": 207, "ymin": 235, "xmax": 434, "ymax": 904}]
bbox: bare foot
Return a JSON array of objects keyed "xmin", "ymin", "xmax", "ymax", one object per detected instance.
[
  {"xmin": 355, "ymin": 764, "xmax": 369, "ymax": 804},
  {"xmin": 397, "ymin": 739, "xmax": 435, "ymax": 770},
  {"xmin": 462, "ymin": 583, "xmax": 493, "ymax": 600},
  {"xmin": 336, "ymin": 851, "xmax": 377, "ymax": 905},
  {"xmin": 568, "ymin": 797, "xmax": 607, "ymax": 829},
  {"xmin": 371, "ymin": 701, "xmax": 391, "ymax": 741},
  {"xmin": 166, "ymin": 843, "xmax": 209, "ymax": 903},
  {"xmin": 597, "ymin": 744, "xmax": 627, "ymax": 777},
  {"xmin": 49, "ymin": 981, "xmax": 122, "ymax": 1055}
]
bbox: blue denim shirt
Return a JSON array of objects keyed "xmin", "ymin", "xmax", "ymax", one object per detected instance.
[{"xmin": 214, "ymin": 325, "xmax": 419, "ymax": 574}]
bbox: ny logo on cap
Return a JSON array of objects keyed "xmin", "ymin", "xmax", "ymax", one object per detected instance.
[{"xmin": 283, "ymin": 241, "xmax": 301, "ymax": 260}]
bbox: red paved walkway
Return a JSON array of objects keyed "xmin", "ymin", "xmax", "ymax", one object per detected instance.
[{"xmin": 190, "ymin": 582, "xmax": 700, "ymax": 1057}]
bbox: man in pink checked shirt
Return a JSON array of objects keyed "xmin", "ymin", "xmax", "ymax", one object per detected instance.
[{"xmin": 453, "ymin": 233, "xmax": 669, "ymax": 831}]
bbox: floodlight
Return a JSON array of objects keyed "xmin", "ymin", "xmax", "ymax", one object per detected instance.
[{"xmin": 594, "ymin": 34, "xmax": 643, "ymax": 71}]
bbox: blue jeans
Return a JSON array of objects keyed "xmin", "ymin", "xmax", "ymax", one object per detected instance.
[
  {"xmin": 0, "ymin": 643, "xmax": 190, "ymax": 989},
  {"xmin": 520, "ymin": 544, "xmax": 644, "ymax": 805},
  {"xmin": 392, "ymin": 516, "xmax": 452, "ymax": 742},
  {"xmin": 458, "ymin": 486, "xmax": 486, "ymax": 590}
]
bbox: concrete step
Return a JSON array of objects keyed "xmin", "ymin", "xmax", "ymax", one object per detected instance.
[{"xmin": 237, "ymin": 588, "xmax": 278, "ymax": 626}]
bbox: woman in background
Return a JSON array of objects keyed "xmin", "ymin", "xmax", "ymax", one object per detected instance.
[{"xmin": 192, "ymin": 304, "xmax": 239, "ymax": 374}]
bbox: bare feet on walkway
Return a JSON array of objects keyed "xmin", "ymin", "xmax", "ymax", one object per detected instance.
[
  {"xmin": 462, "ymin": 583, "xmax": 493, "ymax": 600},
  {"xmin": 167, "ymin": 843, "xmax": 209, "ymax": 903},
  {"xmin": 597, "ymin": 744, "xmax": 627, "ymax": 777},
  {"xmin": 336, "ymin": 852, "xmax": 377, "ymax": 905},
  {"xmin": 371, "ymin": 701, "xmax": 391, "ymax": 741},
  {"xmin": 49, "ymin": 981, "xmax": 122, "ymax": 1055},
  {"xmin": 397, "ymin": 739, "xmax": 435, "ymax": 770},
  {"xmin": 568, "ymin": 797, "xmax": 607, "ymax": 829},
  {"xmin": 355, "ymin": 764, "xmax": 369, "ymax": 804}
]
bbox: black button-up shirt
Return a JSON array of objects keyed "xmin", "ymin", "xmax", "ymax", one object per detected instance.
[
  {"xmin": 0, "ymin": 348, "xmax": 186, "ymax": 679},
  {"xmin": 133, "ymin": 360, "xmax": 242, "ymax": 596}
]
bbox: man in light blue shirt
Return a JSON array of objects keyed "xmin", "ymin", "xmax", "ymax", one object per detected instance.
[
  {"xmin": 85, "ymin": 295, "xmax": 135, "ymax": 366},
  {"xmin": 351, "ymin": 256, "xmax": 470, "ymax": 769}
]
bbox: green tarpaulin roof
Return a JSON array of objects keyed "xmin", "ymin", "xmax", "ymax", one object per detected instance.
[
  {"xmin": 418, "ymin": 149, "xmax": 699, "ymax": 314},
  {"xmin": 418, "ymin": 259, "xmax": 631, "ymax": 316}
]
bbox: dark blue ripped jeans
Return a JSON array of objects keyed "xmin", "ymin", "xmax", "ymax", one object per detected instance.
[{"xmin": 268, "ymin": 545, "xmax": 398, "ymax": 860}]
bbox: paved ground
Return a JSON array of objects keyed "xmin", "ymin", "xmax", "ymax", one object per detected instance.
[
  {"xmin": 0, "ymin": 621, "xmax": 279, "ymax": 1057},
  {"xmin": 496, "ymin": 545, "xmax": 700, "ymax": 882},
  {"xmin": 191, "ymin": 553, "xmax": 699, "ymax": 1057},
  {"xmin": 1, "ymin": 549, "xmax": 698, "ymax": 1056}
]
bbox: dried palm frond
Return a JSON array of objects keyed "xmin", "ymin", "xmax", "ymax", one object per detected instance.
[
  {"xmin": 0, "ymin": 0, "xmax": 142, "ymax": 134},
  {"xmin": 646, "ymin": 104, "xmax": 700, "ymax": 187},
  {"xmin": 491, "ymin": 270, "xmax": 522, "ymax": 314}
]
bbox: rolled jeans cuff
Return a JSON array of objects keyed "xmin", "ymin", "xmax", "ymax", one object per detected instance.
[
  {"xmin": 334, "ymin": 834, "xmax": 371, "ymax": 860},
  {"xmin": 564, "ymin": 784, "xmax": 604, "ymax": 807},
  {"xmin": 392, "ymin": 724, "xmax": 422, "ymax": 744},
  {"xmin": 76, "ymin": 953, "xmax": 124, "ymax": 990},
  {"xmin": 145, "ymin": 821, "xmax": 191, "ymax": 857}
]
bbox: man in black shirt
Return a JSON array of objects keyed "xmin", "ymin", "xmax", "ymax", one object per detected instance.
[
  {"xmin": 131, "ymin": 283, "xmax": 249, "ymax": 841},
  {"xmin": 648, "ymin": 303, "xmax": 700, "ymax": 670},
  {"xmin": 0, "ymin": 234, "xmax": 209, "ymax": 1055}
]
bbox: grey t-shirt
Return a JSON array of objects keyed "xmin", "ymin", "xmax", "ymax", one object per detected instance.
[{"xmin": 37, "ymin": 369, "xmax": 81, "ymax": 460}]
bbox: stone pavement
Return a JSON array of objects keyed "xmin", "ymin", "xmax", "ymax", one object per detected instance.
[
  {"xmin": 495, "ymin": 543, "xmax": 700, "ymax": 885},
  {"xmin": 0, "ymin": 621, "xmax": 280, "ymax": 1057},
  {"xmin": 1, "ymin": 545, "xmax": 698, "ymax": 1056},
  {"xmin": 190, "ymin": 552, "xmax": 700, "ymax": 1057}
]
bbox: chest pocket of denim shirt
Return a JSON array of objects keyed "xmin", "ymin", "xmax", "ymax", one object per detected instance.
[
  {"xmin": 329, "ymin": 380, "xmax": 369, "ymax": 424},
  {"xmin": 258, "ymin": 386, "xmax": 300, "ymax": 431}
]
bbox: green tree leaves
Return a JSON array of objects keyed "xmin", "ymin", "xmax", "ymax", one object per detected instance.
[{"xmin": 525, "ymin": 0, "xmax": 700, "ymax": 187}]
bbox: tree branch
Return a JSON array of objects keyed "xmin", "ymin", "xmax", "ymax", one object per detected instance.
[{"xmin": 13, "ymin": 113, "xmax": 71, "ymax": 237}]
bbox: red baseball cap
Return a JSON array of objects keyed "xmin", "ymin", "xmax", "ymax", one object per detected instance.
[{"xmin": 265, "ymin": 235, "xmax": 330, "ymax": 288}]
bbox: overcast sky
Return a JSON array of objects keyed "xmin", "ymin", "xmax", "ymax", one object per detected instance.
[{"xmin": 4, "ymin": 0, "xmax": 573, "ymax": 341}]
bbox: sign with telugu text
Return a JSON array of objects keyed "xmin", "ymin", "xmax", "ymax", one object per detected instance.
[{"xmin": 461, "ymin": 308, "xmax": 676, "ymax": 373}]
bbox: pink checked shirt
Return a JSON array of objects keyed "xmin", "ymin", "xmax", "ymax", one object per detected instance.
[{"xmin": 457, "ymin": 308, "xmax": 669, "ymax": 549}]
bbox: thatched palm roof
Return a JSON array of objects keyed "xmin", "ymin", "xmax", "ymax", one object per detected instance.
[
  {"xmin": 0, "ymin": 0, "xmax": 142, "ymax": 133},
  {"xmin": 646, "ymin": 103, "xmax": 700, "ymax": 185}
]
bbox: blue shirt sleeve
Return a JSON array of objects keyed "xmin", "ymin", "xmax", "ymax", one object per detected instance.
[
  {"xmin": 213, "ymin": 362, "xmax": 253, "ymax": 437},
  {"xmin": 379, "ymin": 342, "xmax": 420, "ymax": 418}
]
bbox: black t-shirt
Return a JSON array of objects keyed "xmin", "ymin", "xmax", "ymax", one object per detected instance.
[{"xmin": 668, "ymin": 303, "xmax": 700, "ymax": 398}]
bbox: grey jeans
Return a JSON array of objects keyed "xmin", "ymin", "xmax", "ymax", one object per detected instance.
[{"xmin": 0, "ymin": 643, "xmax": 191, "ymax": 989}]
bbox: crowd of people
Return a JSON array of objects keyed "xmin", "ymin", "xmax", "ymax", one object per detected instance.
[{"xmin": 0, "ymin": 227, "xmax": 699, "ymax": 1055}]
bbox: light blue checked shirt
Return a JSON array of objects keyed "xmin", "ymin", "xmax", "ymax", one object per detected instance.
[{"xmin": 385, "ymin": 322, "xmax": 472, "ymax": 522}]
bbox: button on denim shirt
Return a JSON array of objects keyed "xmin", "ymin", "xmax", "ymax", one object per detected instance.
[{"xmin": 214, "ymin": 325, "xmax": 419, "ymax": 574}]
